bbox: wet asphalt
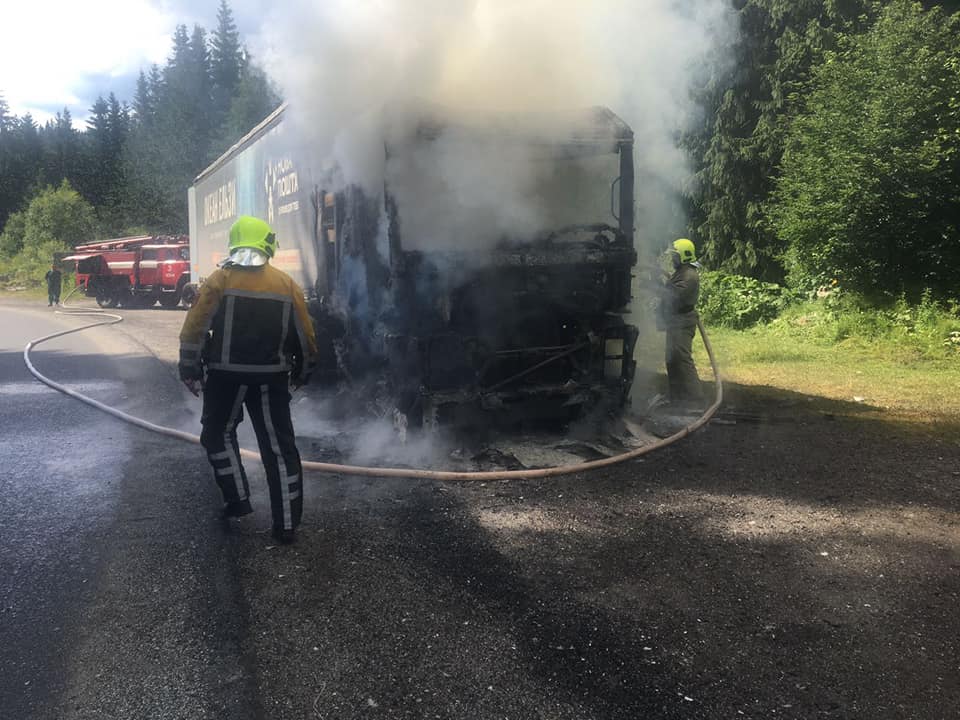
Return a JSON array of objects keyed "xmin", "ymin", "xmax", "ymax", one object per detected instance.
[
  {"xmin": 1, "ymin": 303, "xmax": 690, "ymax": 720},
  {"xmin": 3, "ymin": 304, "xmax": 649, "ymax": 720},
  {"xmin": 0, "ymin": 306, "xmax": 260, "ymax": 718}
]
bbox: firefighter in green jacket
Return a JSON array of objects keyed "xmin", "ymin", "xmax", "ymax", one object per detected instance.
[
  {"xmin": 661, "ymin": 238, "xmax": 703, "ymax": 405},
  {"xmin": 179, "ymin": 216, "xmax": 319, "ymax": 544}
]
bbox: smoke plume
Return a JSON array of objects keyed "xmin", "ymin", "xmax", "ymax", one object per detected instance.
[{"xmin": 264, "ymin": 0, "xmax": 736, "ymax": 253}]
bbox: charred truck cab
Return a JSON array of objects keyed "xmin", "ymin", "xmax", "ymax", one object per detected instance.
[{"xmin": 189, "ymin": 104, "xmax": 639, "ymax": 426}]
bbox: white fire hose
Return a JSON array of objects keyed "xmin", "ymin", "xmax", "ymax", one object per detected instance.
[{"xmin": 24, "ymin": 287, "xmax": 722, "ymax": 480}]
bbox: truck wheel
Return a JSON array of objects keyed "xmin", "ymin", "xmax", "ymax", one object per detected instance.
[
  {"xmin": 159, "ymin": 291, "xmax": 181, "ymax": 308},
  {"xmin": 96, "ymin": 291, "xmax": 118, "ymax": 309}
]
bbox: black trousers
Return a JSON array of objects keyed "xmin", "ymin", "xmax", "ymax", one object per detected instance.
[
  {"xmin": 200, "ymin": 371, "xmax": 303, "ymax": 531},
  {"xmin": 47, "ymin": 287, "xmax": 60, "ymax": 305}
]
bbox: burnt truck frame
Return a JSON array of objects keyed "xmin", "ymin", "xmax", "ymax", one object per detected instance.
[{"xmin": 189, "ymin": 104, "xmax": 638, "ymax": 426}]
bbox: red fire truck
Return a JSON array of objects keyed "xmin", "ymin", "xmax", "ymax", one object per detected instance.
[{"xmin": 64, "ymin": 235, "xmax": 191, "ymax": 308}]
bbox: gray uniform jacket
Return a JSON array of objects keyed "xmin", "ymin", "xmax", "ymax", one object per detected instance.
[{"xmin": 663, "ymin": 264, "xmax": 700, "ymax": 328}]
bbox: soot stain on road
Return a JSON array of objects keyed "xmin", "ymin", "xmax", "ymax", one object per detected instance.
[{"xmin": 388, "ymin": 484, "xmax": 694, "ymax": 717}]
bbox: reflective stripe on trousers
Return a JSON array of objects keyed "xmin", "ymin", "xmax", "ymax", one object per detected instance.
[{"xmin": 199, "ymin": 371, "xmax": 303, "ymax": 530}]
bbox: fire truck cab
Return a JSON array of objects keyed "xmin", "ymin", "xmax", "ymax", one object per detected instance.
[{"xmin": 65, "ymin": 235, "xmax": 191, "ymax": 308}]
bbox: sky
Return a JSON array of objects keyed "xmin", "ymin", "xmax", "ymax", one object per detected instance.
[{"xmin": 0, "ymin": 0, "xmax": 270, "ymax": 127}]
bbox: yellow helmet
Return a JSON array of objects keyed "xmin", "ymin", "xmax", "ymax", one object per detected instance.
[
  {"xmin": 228, "ymin": 216, "xmax": 277, "ymax": 258},
  {"xmin": 672, "ymin": 238, "xmax": 696, "ymax": 264}
]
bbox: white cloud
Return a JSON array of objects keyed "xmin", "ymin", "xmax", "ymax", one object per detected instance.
[{"xmin": 0, "ymin": 0, "xmax": 174, "ymax": 124}]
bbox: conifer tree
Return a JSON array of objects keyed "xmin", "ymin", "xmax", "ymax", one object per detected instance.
[
  {"xmin": 214, "ymin": 49, "xmax": 281, "ymax": 155},
  {"xmin": 210, "ymin": 1, "xmax": 242, "ymax": 100},
  {"xmin": 133, "ymin": 70, "xmax": 154, "ymax": 126},
  {"xmin": 0, "ymin": 94, "xmax": 11, "ymax": 134},
  {"xmin": 0, "ymin": 94, "xmax": 15, "ymax": 228},
  {"xmin": 83, "ymin": 96, "xmax": 111, "ymax": 207},
  {"xmin": 43, "ymin": 108, "xmax": 80, "ymax": 189}
]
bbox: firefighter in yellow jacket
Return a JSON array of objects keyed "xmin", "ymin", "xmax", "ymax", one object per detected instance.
[{"xmin": 179, "ymin": 216, "xmax": 318, "ymax": 544}]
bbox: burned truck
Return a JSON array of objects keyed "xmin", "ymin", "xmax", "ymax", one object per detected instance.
[{"xmin": 188, "ymin": 104, "xmax": 638, "ymax": 425}]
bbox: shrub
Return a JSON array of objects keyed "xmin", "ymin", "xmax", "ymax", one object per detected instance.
[
  {"xmin": 699, "ymin": 270, "xmax": 794, "ymax": 329},
  {"xmin": 0, "ymin": 239, "xmax": 72, "ymax": 289},
  {"xmin": 769, "ymin": 290, "xmax": 960, "ymax": 359},
  {"xmin": 771, "ymin": 1, "xmax": 960, "ymax": 302},
  {"xmin": 0, "ymin": 211, "xmax": 27, "ymax": 257}
]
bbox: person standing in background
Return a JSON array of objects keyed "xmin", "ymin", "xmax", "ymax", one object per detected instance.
[{"xmin": 45, "ymin": 264, "xmax": 62, "ymax": 306}]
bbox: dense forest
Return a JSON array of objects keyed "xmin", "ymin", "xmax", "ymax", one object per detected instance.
[
  {"xmin": 0, "ymin": 1, "xmax": 278, "ymax": 246},
  {"xmin": 1, "ymin": 0, "xmax": 958, "ymax": 303}
]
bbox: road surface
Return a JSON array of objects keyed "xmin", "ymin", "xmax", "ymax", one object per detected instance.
[
  {"xmin": 0, "ymin": 305, "xmax": 261, "ymax": 718},
  {"xmin": 1, "ymin": 301, "xmax": 957, "ymax": 719}
]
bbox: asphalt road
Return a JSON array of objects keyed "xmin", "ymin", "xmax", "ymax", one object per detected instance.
[
  {"xmin": 0, "ymin": 306, "xmax": 261, "ymax": 719},
  {"xmin": 1, "ymin": 301, "xmax": 957, "ymax": 720}
]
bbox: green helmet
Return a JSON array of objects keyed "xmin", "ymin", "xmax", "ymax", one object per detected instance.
[
  {"xmin": 672, "ymin": 238, "xmax": 696, "ymax": 264},
  {"xmin": 228, "ymin": 216, "xmax": 277, "ymax": 258}
]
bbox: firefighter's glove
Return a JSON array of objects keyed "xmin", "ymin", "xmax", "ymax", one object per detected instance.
[
  {"xmin": 290, "ymin": 356, "xmax": 314, "ymax": 391},
  {"xmin": 182, "ymin": 378, "xmax": 201, "ymax": 397},
  {"xmin": 179, "ymin": 362, "xmax": 203, "ymax": 397}
]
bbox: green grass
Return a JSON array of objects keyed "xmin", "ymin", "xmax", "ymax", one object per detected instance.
[
  {"xmin": 0, "ymin": 287, "xmax": 47, "ymax": 302},
  {"xmin": 695, "ymin": 299, "xmax": 960, "ymax": 422}
]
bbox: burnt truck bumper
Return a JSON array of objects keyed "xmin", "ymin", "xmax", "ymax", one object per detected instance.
[{"xmin": 391, "ymin": 318, "xmax": 638, "ymax": 423}]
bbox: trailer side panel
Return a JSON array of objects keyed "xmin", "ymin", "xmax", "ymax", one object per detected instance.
[{"xmin": 191, "ymin": 110, "xmax": 322, "ymax": 293}]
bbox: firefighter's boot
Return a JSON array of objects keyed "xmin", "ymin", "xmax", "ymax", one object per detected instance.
[{"xmin": 220, "ymin": 498, "xmax": 253, "ymax": 519}]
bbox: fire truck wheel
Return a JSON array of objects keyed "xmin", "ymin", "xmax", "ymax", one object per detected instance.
[
  {"xmin": 95, "ymin": 291, "xmax": 119, "ymax": 309},
  {"xmin": 132, "ymin": 295, "xmax": 157, "ymax": 309},
  {"xmin": 159, "ymin": 291, "xmax": 181, "ymax": 309}
]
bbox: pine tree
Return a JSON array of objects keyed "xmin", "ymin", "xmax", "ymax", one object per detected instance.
[
  {"xmin": 131, "ymin": 23, "xmax": 216, "ymax": 231},
  {"xmin": 168, "ymin": 24, "xmax": 191, "ymax": 72},
  {"xmin": 148, "ymin": 64, "xmax": 163, "ymax": 105},
  {"xmin": 42, "ymin": 108, "xmax": 80, "ymax": 189},
  {"xmin": 210, "ymin": 0, "xmax": 242, "ymax": 100},
  {"xmin": 0, "ymin": 94, "xmax": 15, "ymax": 228},
  {"xmin": 86, "ymin": 96, "xmax": 109, "ymax": 136},
  {"xmin": 83, "ymin": 96, "xmax": 111, "ymax": 207},
  {"xmin": 0, "ymin": 114, "xmax": 42, "ymax": 229},
  {"xmin": 0, "ymin": 93, "xmax": 11, "ymax": 134},
  {"xmin": 213, "ymin": 50, "xmax": 281, "ymax": 156},
  {"xmin": 106, "ymin": 93, "xmax": 129, "ymax": 155},
  {"xmin": 133, "ymin": 70, "xmax": 155, "ymax": 126},
  {"xmin": 189, "ymin": 25, "xmax": 214, "ymax": 147}
]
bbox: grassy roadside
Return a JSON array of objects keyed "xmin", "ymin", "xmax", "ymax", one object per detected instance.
[
  {"xmin": 0, "ymin": 288, "xmax": 48, "ymax": 303},
  {"xmin": 694, "ymin": 314, "xmax": 960, "ymax": 424},
  {"xmin": 1, "ymin": 273, "xmax": 79, "ymax": 304}
]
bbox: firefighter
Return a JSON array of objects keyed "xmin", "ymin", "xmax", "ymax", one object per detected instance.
[
  {"xmin": 179, "ymin": 216, "xmax": 319, "ymax": 544},
  {"xmin": 660, "ymin": 238, "xmax": 703, "ymax": 406},
  {"xmin": 45, "ymin": 264, "xmax": 62, "ymax": 306}
]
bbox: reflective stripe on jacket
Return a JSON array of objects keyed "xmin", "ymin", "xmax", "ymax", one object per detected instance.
[{"xmin": 179, "ymin": 263, "xmax": 319, "ymax": 380}]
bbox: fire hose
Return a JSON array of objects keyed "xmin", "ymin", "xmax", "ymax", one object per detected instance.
[{"xmin": 24, "ymin": 287, "xmax": 722, "ymax": 480}]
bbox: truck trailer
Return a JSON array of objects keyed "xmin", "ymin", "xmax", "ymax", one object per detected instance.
[{"xmin": 188, "ymin": 104, "xmax": 639, "ymax": 426}]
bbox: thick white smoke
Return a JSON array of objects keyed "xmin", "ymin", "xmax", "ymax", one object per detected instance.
[{"xmin": 264, "ymin": 0, "xmax": 736, "ymax": 252}]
